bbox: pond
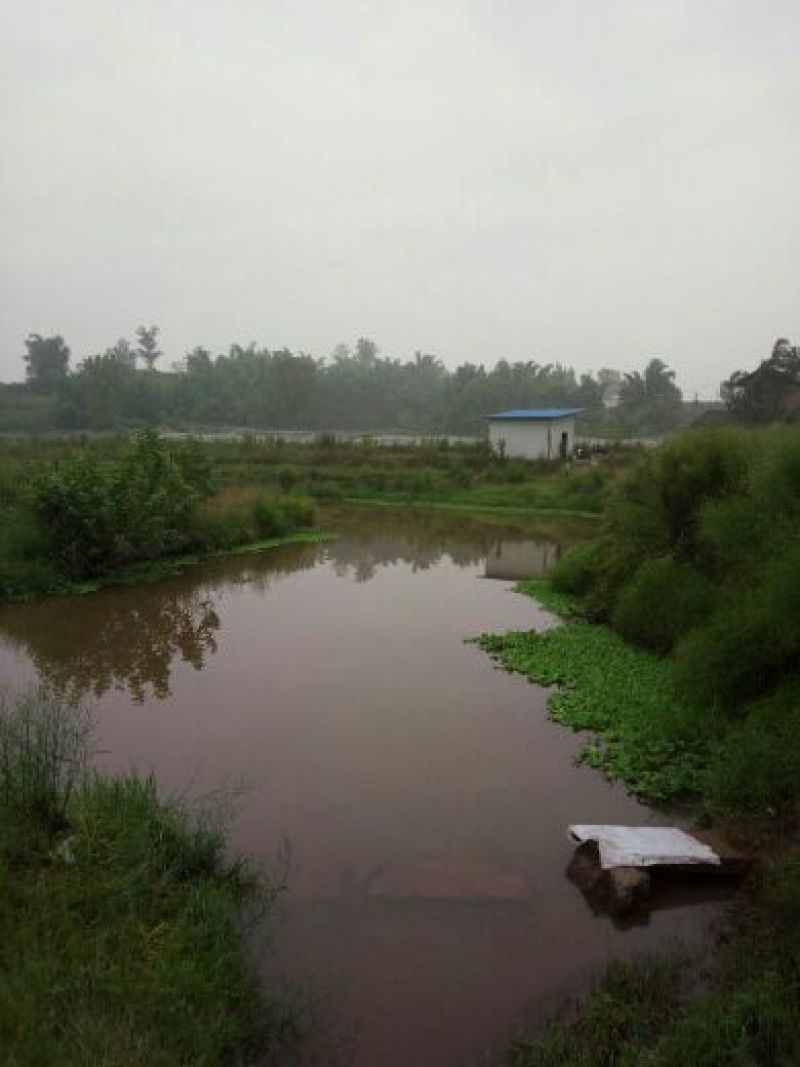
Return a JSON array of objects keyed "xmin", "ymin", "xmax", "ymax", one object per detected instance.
[{"xmin": 0, "ymin": 509, "xmax": 725, "ymax": 1066}]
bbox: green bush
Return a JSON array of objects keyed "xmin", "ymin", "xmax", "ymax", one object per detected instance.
[
  {"xmin": 281, "ymin": 494, "xmax": 315, "ymax": 529},
  {"xmin": 0, "ymin": 509, "xmax": 61, "ymax": 597},
  {"xmin": 675, "ymin": 546, "xmax": 800, "ymax": 709},
  {"xmin": 549, "ymin": 543, "xmax": 601, "ymax": 598},
  {"xmin": 31, "ymin": 430, "xmax": 209, "ymax": 579},
  {"xmin": 190, "ymin": 509, "xmax": 252, "ymax": 551},
  {"xmin": 652, "ymin": 428, "xmax": 748, "ymax": 560},
  {"xmin": 612, "ymin": 557, "xmax": 716, "ymax": 653},
  {"xmin": 251, "ymin": 497, "xmax": 290, "ymax": 539},
  {"xmin": 709, "ymin": 680, "xmax": 800, "ymax": 816}
]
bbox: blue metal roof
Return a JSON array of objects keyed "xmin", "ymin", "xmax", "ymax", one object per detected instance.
[{"xmin": 486, "ymin": 407, "xmax": 586, "ymax": 420}]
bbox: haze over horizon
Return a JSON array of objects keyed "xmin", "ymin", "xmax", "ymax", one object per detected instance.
[{"xmin": 2, "ymin": 1, "xmax": 798, "ymax": 399}]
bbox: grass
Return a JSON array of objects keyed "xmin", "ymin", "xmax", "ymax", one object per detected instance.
[
  {"xmin": 210, "ymin": 442, "xmax": 614, "ymax": 515},
  {"xmin": 340, "ymin": 495, "xmax": 602, "ymax": 518},
  {"xmin": 0, "ymin": 687, "xmax": 298, "ymax": 1065}
]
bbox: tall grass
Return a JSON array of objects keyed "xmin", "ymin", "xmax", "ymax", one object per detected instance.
[
  {"xmin": 0, "ymin": 688, "xmax": 299, "ymax": 1064},
  {"xmin": 189, "ymin": 485, "xmax": 316, "ymax": 550},
  {"xmin": 0, "ymin": 686, "xmax": 90, "ymax": 826}
]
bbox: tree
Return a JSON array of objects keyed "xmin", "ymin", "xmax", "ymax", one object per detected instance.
[
  {"xmin": 618, "ymin": 359, "xmax": 682, "ymax": 433},
  {"xmin": 723, "ymin": 337, "xmax": 800, "ymax": 423},
  {"xmin": 330, "ymin": 343, "xmax": 352, "ymax": 363},
  {"xmin": 136, "ymin": 325, "xmax": 162, "ymax": 371},
  {"xmin": 22, "ymin": 334, "xmax": 70, "ymax": 389},
  {"xmin": 106, "ymin": 338, "xmax": 136, "ymax": 369},
  {"xmin": 74, "ymin": 351, "xmax": 135, "ymax": 428},
  {"xmin": 184, "ymin": 346, "xmax": 212, "ymax": 373},
  {"xmin": 355, "ymin": 337, "xmax": 379, "ymax": 363}
]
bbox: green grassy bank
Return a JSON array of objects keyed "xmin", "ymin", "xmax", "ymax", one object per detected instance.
[
  {"xmin": 0, "ymin": 688, "xmax": 298, "ymax": 1064},
  {"xmin": 195, "ymin": 434, "xmax": 621, "ymax": 513},
  {"xmin": 477, "ymin": 426, "xmax": 800, "ymax": 1064},
  {"xmin": 0, "ymin": 432, "xmax": 322, "ymax": 602}
]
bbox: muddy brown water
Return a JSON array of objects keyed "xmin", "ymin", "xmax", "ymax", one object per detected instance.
[{"xmin": 0, "ymin": 510, "xmax": 726, "ymax": 1066}]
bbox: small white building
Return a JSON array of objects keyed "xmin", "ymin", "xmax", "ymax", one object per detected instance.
[{"xmin": 486, "ymin": 408, "xmax": 585, "ymax": 461}]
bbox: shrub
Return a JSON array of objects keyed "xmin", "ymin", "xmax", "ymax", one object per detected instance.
[
  {"xmin": 581, "ymin": 536, "xmax": 646, "ymax": 622},
  {"xmin": 251, "ymin": 497, "xmax": 290, "ymax": 539},
  {"xmin": 612, "ymin": 557, "xmax": 716, "ymax": 654},
  {"xmin": 652, "ymin": 428, "xmax": 748, "ymax": 560},
  {"xmin": 0, "ymin": 509, "xmax": 61, "ymax": 597},
  {"xmin": 31, "ymin": 430, "xmax": 210, "ymax": 579},
  {"xmin": 280, "ymin": 495, "xmax": 315, "ymax": 530},
  {"xmin": 675, "ymin": 546, "xmax": 800, "ymax": 710},
  {"xmin": 549, "ymin": 543, "xmax": 601, "ymax": 598},
  {"xmin": 709, "ymin": 680, "xmax": 800, "ymax": 816}
]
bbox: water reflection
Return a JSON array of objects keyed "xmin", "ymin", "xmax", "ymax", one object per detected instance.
[
  {"xmin": 0, "ymin": 511, "xmax": 570, "ymax": 705},
  {"xmin": 484, "ymin": 540, "xmax": 560, "ymax": 580},
  {"xmin": 0, "ymin": 588, "xmax": 221, "ymax": 703},
  {"xmin": 323, "ymin": 507, "xmax": 570, "ymax": 582},
  {"xmin": 0, "ymin": 542, "xmax": 325, "ymax": 703}
]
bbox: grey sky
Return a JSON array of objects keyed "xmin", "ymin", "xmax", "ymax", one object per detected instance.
[{"xmin": 2, "ymin": 1, "xmax": 798, "ymax": 397}]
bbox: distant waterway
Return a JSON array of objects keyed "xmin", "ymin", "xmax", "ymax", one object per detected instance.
[{"xmin": 0, "ymin": 509, "xmax": 723, "ymax": 1066}]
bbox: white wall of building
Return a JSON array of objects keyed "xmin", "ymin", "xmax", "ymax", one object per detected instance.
[{"xmin": 488, "ymin": 417, "xmax": 576, "ymax": 460}]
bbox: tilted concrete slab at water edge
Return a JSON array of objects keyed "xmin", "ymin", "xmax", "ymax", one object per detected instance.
[{"xmin": 568, "ymin": 825, "xmax": 721, "ymax": 870}]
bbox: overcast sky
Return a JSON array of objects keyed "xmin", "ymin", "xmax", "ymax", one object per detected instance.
[{"xmin": 1, "ymin": 1, "xmax": 798, "ymax": 397}]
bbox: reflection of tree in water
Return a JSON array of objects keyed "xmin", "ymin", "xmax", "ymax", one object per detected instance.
[
  {"xmin": 208, "ymin": 542, "xmax": 322, "ymax": 595},
  {"xmin": 0, "ymin": 588, "xmax": 221, "ymax": 704},
  {"xmin": 0, "ymin": 516, "xmax": 565, "ymax": 702},
  {"xmin": 0, "ymin": 542, "xmax": 325, "ymax": 705}
]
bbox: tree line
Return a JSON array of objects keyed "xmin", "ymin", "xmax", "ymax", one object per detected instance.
[{"xmin": 13, "ymin": 329, "xmax": 692, "ymax": 435}]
